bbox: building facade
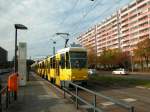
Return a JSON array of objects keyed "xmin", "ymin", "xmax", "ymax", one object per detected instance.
[
  {"xmin": 0, "ymin": 46, "xmax": 8, "ymax": 64},
  {"xmin": 77, "ymin": 0, "xmax": 150, "ymax": 56}
]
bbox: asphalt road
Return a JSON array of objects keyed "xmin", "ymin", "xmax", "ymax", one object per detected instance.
[
  {"xmin": 97, "ymin": 71, "xmax": 150, "ymax": 80},
  {"xmin": 86, "ymin": 71, "xmax": 150, "ymax": 112}
]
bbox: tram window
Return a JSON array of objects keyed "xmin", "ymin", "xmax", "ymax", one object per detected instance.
[
  {"xmin": 61, "ymin": 54, "xmax": 65, "ymax": 69},
  {"xmin": 46, "ymin": 62, "xmax": 47, "ymax": 68},
  {"xmin": 70, "ymin": 52, "xmax": 87, "ymax": 58},
  {"xmin": 50, "ymin": 58, "xmax": 52, "ymax": 68},
  {"xmin": 53, "ymin": 57, "xmax": 56, "ymax": 68},
  {"xmin": 70, "ymin": 59, "xmax": 87, "ymax": 68},
  {"xmin": 66, "ymin": 52, "xmax": 70, "ymax": 69},
  {"xmin": 42, "ymin": 63, "xmax": 43, "ymax": 68},
  {"xmin": 43, "ymin": 62, "xmax": 44, "ymax": 68},
  {"xmin": 48, "ymin": 60, "xmax": 50, "ymax": 69}
]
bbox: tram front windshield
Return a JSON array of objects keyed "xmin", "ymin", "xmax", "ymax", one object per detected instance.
[{"xmin": 70, "ymin": 51, "xmax": 87, "ymax": 68}]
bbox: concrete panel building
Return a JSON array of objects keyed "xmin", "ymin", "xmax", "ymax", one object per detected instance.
[
  {"xmin": 77, "ymin": 0, "xmax": 150, "ymax": 56},
  {"xmin": 0, "ymin": 46, "xmax": 8, "ymax": 64}
]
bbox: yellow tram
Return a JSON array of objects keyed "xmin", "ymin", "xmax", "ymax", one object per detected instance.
[{"xmin": 32, "ymin": 46, "xmax": 88, "ymax": 87}]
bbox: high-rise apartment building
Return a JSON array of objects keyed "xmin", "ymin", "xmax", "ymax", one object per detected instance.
[
  {"xmin": 77, "ymin": 0, "xmax": 150, "ymax": 56},
  {"xmin": 0, "ymin": 46, "xmax": 8, "ymax": 64}
]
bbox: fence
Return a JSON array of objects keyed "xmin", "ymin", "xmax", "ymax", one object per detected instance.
[
  {"xmin": 63, "ymin": 81, "xmax": 134, "ymax": 112},
  {"xmin": 0, "ymin": 73, "xmax": 18, "ymax": 112}
]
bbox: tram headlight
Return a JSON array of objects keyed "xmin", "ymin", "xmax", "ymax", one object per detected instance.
[
  {"xmin": 72, "ymin": 76, "xmax": 76, "ymax": 79},
  {"xmin": 83, "ymin": 76, "xmax": 87, "ymax": 78}
]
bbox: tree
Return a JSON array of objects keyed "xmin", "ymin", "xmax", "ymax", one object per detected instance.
[
  {"xmin": 98, "ymin": 48, "xmax": 130, "ymax": 70},
  {"xmin": 134, "ymin": 38, "xmax": 150, "ymax": 70},
  {"xmin": 87, "ymin": 48, "xmax": 97, "ymax": 68}
]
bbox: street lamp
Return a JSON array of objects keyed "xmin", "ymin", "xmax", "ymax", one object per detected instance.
[
  {"xmin": 14, "ymin": 24, "xmax": 27, "ymax": 101},
  {"xmin": 50, "ymin": 39, "xmax": 56, "ymax": 55},
  {"xmin": 14, "ymin": 24, "xmax": 27, "ymax": 73},
  {"xmin": 56, "ymin": 32, "xmax": 69, "ymax": 48}
]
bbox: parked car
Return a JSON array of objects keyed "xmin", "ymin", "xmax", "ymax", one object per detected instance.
[
  {"xmin": 88, "ymin": 69, "xmax": 97, "ymax": 76},
  {"xmin": 112, "ymin": 68, "xmax": 128, "ymax": 75}
]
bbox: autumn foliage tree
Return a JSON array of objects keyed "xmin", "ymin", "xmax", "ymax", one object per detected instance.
[
  {"xmin": 134, "ymin": 38, "xmax": 150, "ymax": 70},
  {"xmin": 98, "ymin": 48, "xmax": 130, "ymax": 70},
  {"xmin": 87, "ymin": 48, "xmax": 97, "ymax": 68}
]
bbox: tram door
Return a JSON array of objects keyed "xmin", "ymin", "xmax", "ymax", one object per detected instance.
[
  {"xmin": 55, "ymin": 56, "xmax": 61, "ymax": 86},
  {"xmin": 55, "ymin": 59, "xmax": 60, "ymax": 76}
]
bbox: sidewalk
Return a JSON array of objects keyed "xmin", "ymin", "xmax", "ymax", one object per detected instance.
[{"xmin": 7, "ymin": 72, "xmax": 81, "ymax": 112}]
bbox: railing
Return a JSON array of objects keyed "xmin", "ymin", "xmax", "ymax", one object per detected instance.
[
  {"xmin": 0, "ymin": 68, "xmax": 12, "ymax": 74},
  {"xmin": 0, "ymin": 85, "xmax": 14, "ymax": 112},
  {"xmin": 63, "ymin": 81, "xmax": 134, "ymax": 112},
  {"xmin": 0, "ymin": 73, "xmax": 18, "ymax": 112}
]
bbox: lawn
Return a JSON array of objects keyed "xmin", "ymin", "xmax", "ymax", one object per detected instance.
[{"xmin": 90, "ymin": 75, "xmax": 150, "ymax": 88}]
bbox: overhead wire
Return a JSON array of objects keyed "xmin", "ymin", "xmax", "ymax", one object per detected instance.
[
  {"xmin": 59, "ymin": 0, "xmax": 80, "ymax": 26},
  {"xmin": 70, "ymin": 0, "xmax": 123, "ymax": 39},
  {"xmin": 69, "ymin": 0, "xmax": 105, "ymax": 38}
]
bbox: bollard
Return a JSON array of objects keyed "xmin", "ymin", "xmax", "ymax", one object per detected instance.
[{"xmin": 7, "ymin": 73, "xmax": 18, "ymax": 101}]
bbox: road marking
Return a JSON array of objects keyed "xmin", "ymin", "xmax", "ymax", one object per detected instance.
[
  {"xmin": 101, "ymin": 102, "xmax": 114, "ymax": 106},
  {"xmin": 122, "ymin": 98, "xmax": 137, "ymax": 102},
  {"xmin": 136, "ymin": 86, "xmax": 146, "ymax": 89},
  {"xmin": 80, "ymin": 105, "xmax": 92, "ymax": 109},
  {"xmin": 101, "ymin": 98, "xmax": 137, "ymax": 107},
  {"xmin": 38, "ymin": 95, "xmax": 52, "ymax": 100}
]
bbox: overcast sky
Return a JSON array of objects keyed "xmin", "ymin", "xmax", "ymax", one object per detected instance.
[{"xmin": 0, "ymin": 0, "xmax": 132, "ymax": 60}]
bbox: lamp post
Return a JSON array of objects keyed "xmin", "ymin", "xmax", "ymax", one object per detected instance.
[
  {"xmin": 50, "ymin": 39, "xmax": 56, "ymax": 55},
  {"xmin": 14, "ymin": 24, "xmax": 27, "ymax": 101},
  {"xmin": 56, "ymin": 32, "xmax": 69, "ymax": 48},
  {"xmin": 14, "ymin": 24, "xmax": 28, "ymax": 73},
  {"xmin": 130, "ymin": 51, "xmax": 134, "ymax": 72}
]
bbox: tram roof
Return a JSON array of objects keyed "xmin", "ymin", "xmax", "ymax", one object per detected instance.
[{"xmin": 57, "ymin": 47, "xmax": 86, "ymax": 54}]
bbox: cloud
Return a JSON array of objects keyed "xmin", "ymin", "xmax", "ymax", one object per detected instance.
[{"xmin": 0, "ymin": 0, "xmax": 132, "ymax": 60}]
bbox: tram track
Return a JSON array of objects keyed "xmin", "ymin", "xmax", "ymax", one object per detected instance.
[
  {"xmin": 36, "ymin": 72, "xmax": 150, "ymax": 112},
  {"xmin": 45, "ymin": 79, "xmax": 134, "ymax": 112}
]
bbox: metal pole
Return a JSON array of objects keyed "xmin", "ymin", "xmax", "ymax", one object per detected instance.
[
  {"xmin": 76, "ymin": 86, "xmax": 78, "ymax": 109},
  {"xmin": 94, "ymin": 25, "xmax": 97, "ymax": 68},
  {"xmin": 64, "ymin": 81, "xmax": 66, "ymax": 98},
  {"xmin": 14, "ymin": 91, "xmax": 17, "ymax": 101},
  {"xmin": 14, "ymin": 28, "xmax": 18, "ymax": 73},
  {"xmin": 94, "ymin": 94, "xmax": 96, "ymax": 112},
  {"xmin": 8, "ymin": 91, "xmax": 10, "ymax": 104},
  {"xmin": 0, "ymin": 84, "xmax": 2, "ymax": 112},
  {"xmin": 131, "ymin": 55, "xmax": 133, "ymax": 72},
  {"xmin": 53, "ymin": 46, "xmax": 55, "ymax": 55},
  {"xmin": 130, "ymin": 51, "xmax": 133, "ymax": 72},
  {"xmin": 130, "ymin": 106, "xmax": 134, "ymax": 112},
  {"xmin": 6, "ymin": 87, "xmax": 8, "ymax": 109},
  {"xmin": 14, "ymin": 28, "xmax": 18, "ymax": 101}
]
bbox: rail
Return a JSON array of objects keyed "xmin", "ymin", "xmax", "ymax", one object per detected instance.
[{"xmin": 63, "ymin": 81, "xmax": 134, "ymax": 112}]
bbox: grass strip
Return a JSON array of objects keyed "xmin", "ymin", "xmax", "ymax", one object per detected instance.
[{"xmin": 90, "ymin": 75, "xmax": 150, "ymax": 88}]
